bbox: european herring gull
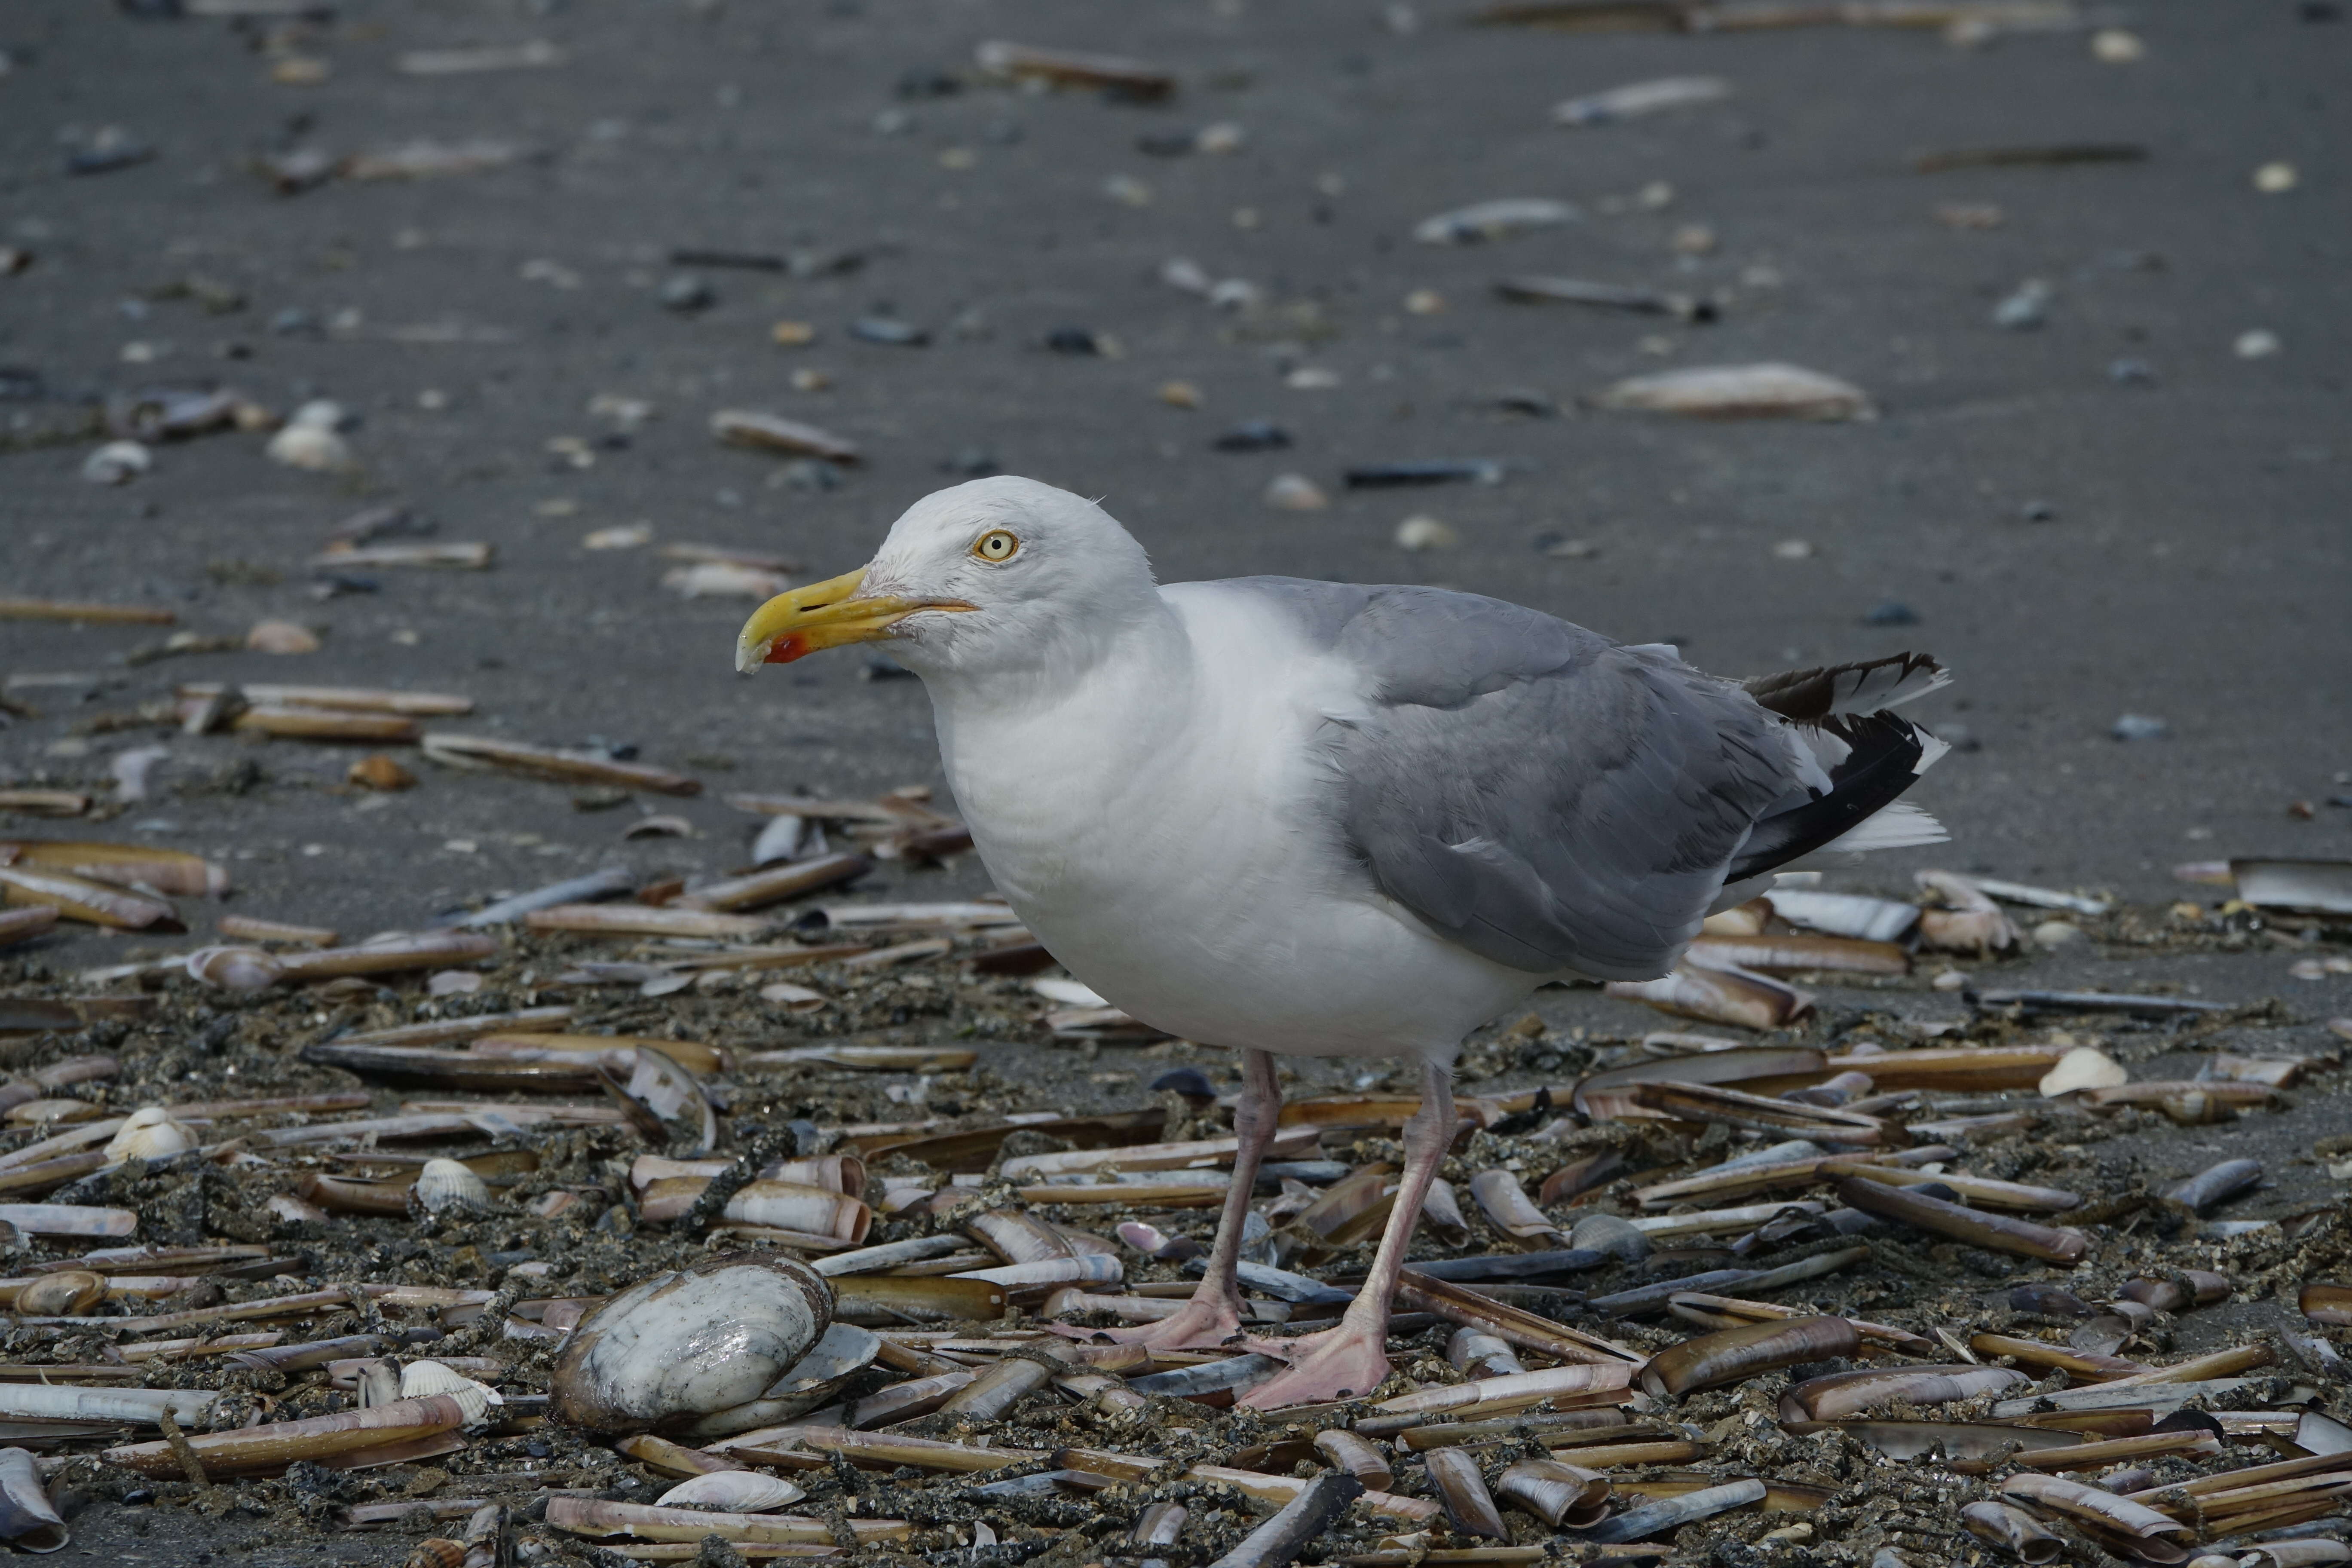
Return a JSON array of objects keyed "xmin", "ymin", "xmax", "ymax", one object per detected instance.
[{"xmin": 735, "ymin": 476, "xmax": 1951, "ymax": 1409}]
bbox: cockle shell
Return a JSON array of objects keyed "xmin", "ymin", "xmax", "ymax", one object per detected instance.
[
  {"xmin": 398, "ymin": 1360, "xmax": 502, "ymax": 1424},
  {"xmin": 549, "ymin": 1253, "xmax": 833, "ymax": 1434},
  {"xmin": 103, "ymin": 1106, "xmax": 195, "ymax": 1163},
  {"xmin": 414, "ymin": 1158, "xmax": 490, "ymax": 1214}
]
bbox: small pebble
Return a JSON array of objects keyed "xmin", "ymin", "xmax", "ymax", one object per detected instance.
[
  {"xmin": 2253, "ymin": 161, "xmax": 2299, "ymax": 194},
  {"xmin": 1159, "ymin": 380, "xmax": 1202, "ymax": 409},
  {"xmin": 658, "ymin": 274, "xmax": 715, "ymax": 312},
  {"xmin": 1395, "ymin": 514, "xmax": 1458, "ymax": 551},
  {"xmin": 2090, "ymin": 28, "xmax": 2144, "ymax": 61},
  {"xmin": 1991, "ymin": 279, "xmax": 2053, "ymax": 330},
  {"xmin": 1865, "ymin": 601, "xmax": 1920, "ymax": 626},
  {"xmin": 2235, "ymin": 329, "xmax": 2281, "ymax": 359},
  {"xmin": 2112, "ymin": 714, "xmax": 2171, "ymax": 741},
  {"xmin": 1404, "ymin": 288, "xmax": 1446, "ymax": 315},
  {"xmin": 2033, "ymin": 920, "xmax": 2086, "ymax": 948},
  {"xmin": 1771, "ymin": 539, "xmax": 1814, "ymax": 560},
  {"xmin": 1213, "ymin": 420, "xmax": 1289, "ymax": 452},
  {"xmin": 1932, "ymin": 969, "xmax": 1969, "ymax": 991},
  {"xmin": 1263, "ymin": 474, "xmax": 1329, "ymax": 511},
  {"xmin": 82, "ymin": 440, "xmax": 151, "ymax": 484},
  {"xmin": 771, "ymin": 320, "xmax": 815, "ymax": 346}
]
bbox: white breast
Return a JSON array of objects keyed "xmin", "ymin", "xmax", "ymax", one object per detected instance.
[{"xmin": 931, "ymin": 586, "xmax": 1540, "ymax": 1060}]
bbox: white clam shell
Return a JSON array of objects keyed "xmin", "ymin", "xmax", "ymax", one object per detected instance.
[
  {"xmin": 670, "ymin": 1321, "xmax": 882, "ymax": 1441},
  {"xmin": 398, "ymin": 1359, "xmax": 502, "ymax": 1424},
  {"xmin": 103, "ymin": 1107, "xmax": 195, "ymax": 1163},
  {"xmin": 414, "ymin": 1158, "xmax": 490, "ymax": 1213},
  {"xmin": 549, "ymin": 1252, "xmax": 833, "ymax": 1434},
  {"xmin": 185, "ymin": 946, "xmax": 285, "ymax": 992},
  {"xmin": 654, "ymin": 1471, "xmax": 806, "ymax": 1512}
]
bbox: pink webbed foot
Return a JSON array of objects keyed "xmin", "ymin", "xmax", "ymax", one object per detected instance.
[
  {"xmin": 1235, "ymin": 1325, "xmax": 1394, "ymax": 1409},
  {"xmin": 1095, "ymin": 1295, "xmax": 1249, "ymax": 1352}
]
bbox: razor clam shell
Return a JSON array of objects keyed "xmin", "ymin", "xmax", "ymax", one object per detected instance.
[
  {"xmin": 1581, "ymin": 1478, "xmax": 1766, "ymax": 1543},
  {"xmin": 0, "ymin": 866, "xmax": 180, "ymax": 932},
  {"xmin": 1314, "ymin": 1430, "xmax": 1394, "ymax": 1491},
  {"xmin": 968, "ymin": 1207, "xmax": 1078, "ymax": 1265},
  {"xmin": 1204, "ymin": 1473, "xmax": 1363, "ymax": 1568},
  {"xmin": 1496, "ymin": 1458, "xmax": 1610, "ymax": 1528},
  {"xmin": 1963, "ymin": 1499, "xmax": 2063, "ymax": 1563},
  {"xmin": 1998, "ymin": 1473, "xmax": 2194, "ymax": 1547},
  {"xmin": 653, "ymin": 1471, "xmax": 807, "ymax": 1512},
  {"xmin": 938, "ymin": 1355, "xmax": 1055, "ymax": 1421},
  {"xmin": 1603, "ymin": 962, "xmax": 1813, "ymax": 1030},
  {"xmin": 830, "ymin": 1275, "xmax": 1006, "ymax": 1325},
  {"xmin": 0, "ymin": 1447, "xmax": 67, "ymax": 1553},
  {"xmin": 1836, "ymin": 1176, "xmax": 2087, "ymax": 1264},
  {"xmin": 1372, "ymin": 1361, "xmax": 1635, "ymax": 1417},
  {"xmin": 1761, "ymin": 890, "xmax": 1921, "ymax": 943},
  {"xmin": 1425, "ymin": 1447, "xmax": 1510, "ymax": 1540},
  {"xmin": 672, "ymin": 852, "xmax": 869, "ymax": 913},
  {"xmin": 3, "ymin": 840, "xmax": 225, "ymax": 898},
  {"xmin": 421, "ymin": 734, "xmax": 701, "ymax": 796},
  {"xmin": 1468, "ymin": 1169, "xmax": 1565, "ymax": 1246},
  {"xmin": 1572, "ymin": 1048, "xmax": 1827, "ymax": 1118},
  {"xmin": 720, "ymin": 1181, "xmax": 871, "ymax": 1243},
  {"xmin": 541, "ymin": 1497, "xmax": 906, "ymax": 1546},
  {"xmin": 1791, "ymin": 1421, "xmax": 2084, "ymax": 1462},
  {"xmin": 1448, "ymin": 1328, "xmax": 1527, "ymax": 1379},
  {"xmin": 548, "ymin": 1253, "xmax": 832, "ymax": 1434},
  {"xmin": 809, "ymin": 1235, "xmax": 965, "ymax": 1277},
  {"xmin": 1394, "ymin": 1269, "xmax": 1647, "ymax": 1368},
  {"xmin": 2165, "ymin": 1159, "xmax": 2262, "ymax": 1215},
  {"xmin": 102, "ymin": 1393, "xmax": 468, "ymax": 1478},
  {"xmin": 1780, "ymin": 1364, "xmax": 2030, "ymax": 1421},
  {"xmin": 1642, "ymin": 1315, "xmax": 1858, "ymax": 1400}
]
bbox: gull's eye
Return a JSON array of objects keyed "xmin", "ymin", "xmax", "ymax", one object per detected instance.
[{"xmin": 972, "ymin": 528, "xmax": 1020, "ymax": 563}]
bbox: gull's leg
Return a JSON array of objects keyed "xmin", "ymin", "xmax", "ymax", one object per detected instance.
[
  {"xmin": 1101, "ymin": 1047, "xmax": 1281, "ymax": 1349},
  {"xmin": 1238, "ymin": 1055, "xmax": 1454, "ymax": 1409}
]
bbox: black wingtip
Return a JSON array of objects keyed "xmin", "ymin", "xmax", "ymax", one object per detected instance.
[{"xmin": 1725, "ymin": 711, "xmax": 1932, "ymax": 882}]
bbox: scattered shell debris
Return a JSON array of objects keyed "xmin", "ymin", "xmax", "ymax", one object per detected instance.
[{"xmin": 0, "ymin": 839, "xmax": 2344, "ymax": 1565}]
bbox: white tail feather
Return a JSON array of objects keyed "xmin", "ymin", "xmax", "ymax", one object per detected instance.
[{"xmin": 1817, "ymin": 799, "xmax": 1948, "ymax": 855}]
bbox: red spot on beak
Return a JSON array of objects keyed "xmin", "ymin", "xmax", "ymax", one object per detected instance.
[{"xmin": 764, "ymin": 636, "xmax": 808, "ymax": 665}]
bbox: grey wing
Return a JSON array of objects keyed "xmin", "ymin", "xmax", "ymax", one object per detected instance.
[{"xmin": 1223, "ymin": 579, "xmax": 1801, "ymax": 980}]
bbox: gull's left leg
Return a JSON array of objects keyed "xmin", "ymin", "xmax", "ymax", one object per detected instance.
[{"xmin": 1237, "ymin": 1054, "xmax": 1454, "ymax": 1409}]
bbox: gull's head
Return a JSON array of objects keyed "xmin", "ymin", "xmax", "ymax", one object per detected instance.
[{"xmin": 734, "ymin": 477, "xmax": 1158, "ymax": 683}]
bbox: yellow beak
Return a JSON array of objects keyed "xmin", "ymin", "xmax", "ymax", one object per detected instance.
[{"xmin": 733, "ymin": 567, "xmax": 973, "ymax": 673}]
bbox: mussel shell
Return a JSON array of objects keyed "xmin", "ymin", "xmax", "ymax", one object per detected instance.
[{"xmin": 550, "ymin": 1252, "xmax": 833, "ymax": 1434}]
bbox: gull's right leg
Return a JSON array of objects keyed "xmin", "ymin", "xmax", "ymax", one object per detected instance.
[{"xmin": 1101, "ymin": 1047, "xmax": 1280, "ymax": 1349}]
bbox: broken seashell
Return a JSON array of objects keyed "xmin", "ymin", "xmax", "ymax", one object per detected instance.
[
  {"xmin": 2040, "ymin": 1046, "xmax": 2127, "ymax": 1096},
  {"xmin": 0, "ymin": 1446, "xmax": 68, "ymax": 1553},
  {"xmin": 1496, "ymin": 1458, "xmax": 1610, "ymax": 1528},
  {"xmin": 549, "ymin": 1253, "xmax": 832, "ymax": 1434}
]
